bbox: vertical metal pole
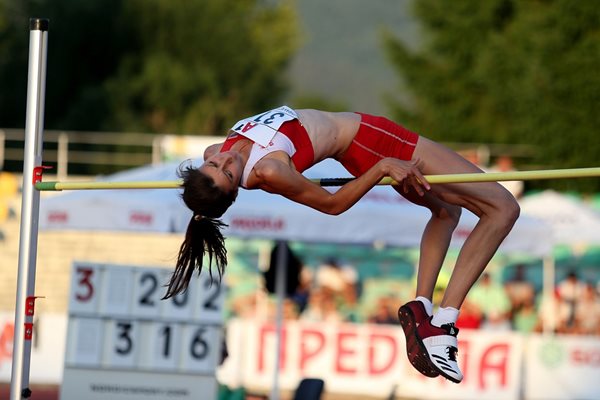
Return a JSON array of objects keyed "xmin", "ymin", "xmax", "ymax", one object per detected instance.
[
  {"xmin": 0, "ymin": 129, "xmax": 5, "ymax": 169},
  {"xmin": 10, "ymin": 18, "xmax": 49, "ymax": 400},
  {"xmin": 542, "ymin": 255, "xmax": 556, "ymax": 334},
  {"xmin": 57, "ymin": 132, "xmax": 68, "ymax": 180},
  {"xmin": 270, "ymin": 241, "xmax": 287, "ymax": 400}
]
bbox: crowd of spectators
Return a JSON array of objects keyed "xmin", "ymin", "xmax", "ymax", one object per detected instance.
[{"xmin": 228, "ymin": 254, "xmax": 600, "ymax": 337}]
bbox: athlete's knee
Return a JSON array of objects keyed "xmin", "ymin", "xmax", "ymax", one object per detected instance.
[
  {"xmin": 493, "ymin": 192, "xmax": 520, "ymax": 230},
  {"xmin": 434, "ymin": 203, "xmax": 462, "ymax": 227}
]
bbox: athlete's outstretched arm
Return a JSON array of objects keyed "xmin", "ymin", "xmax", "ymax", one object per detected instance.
[{"xmin": 253, "ymin": 157, "xmax": 429, "ymax": 215}]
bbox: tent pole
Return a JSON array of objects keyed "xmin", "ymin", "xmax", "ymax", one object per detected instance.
[
  {"xmin": 270, "ymin": 241, "xmax": 287, "ymax": 400},
  {"xmin": 10, "ymin": 18, "xmax": 49, "ymax": 400},
  {"xmin": 542, "ymin": 255, "xmax": 556, "ymax": 334}
]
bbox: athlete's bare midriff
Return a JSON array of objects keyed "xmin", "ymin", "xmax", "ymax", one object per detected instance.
[{"xmin": 296, "ymin": 109, "xmax": 360, "ymax": 163}]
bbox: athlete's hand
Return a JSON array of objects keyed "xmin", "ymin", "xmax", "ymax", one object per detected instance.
[{"xmin": 378, "ymin": 158, "xmax": 430, "ymax": 196}]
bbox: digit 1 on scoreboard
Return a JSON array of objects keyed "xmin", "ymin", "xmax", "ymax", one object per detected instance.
[{"xmin": 137, "ymin": 321, "xmax": 182, "ymax": 371}]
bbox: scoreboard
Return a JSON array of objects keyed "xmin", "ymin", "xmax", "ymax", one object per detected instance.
[{"xmin": 60, "ymin": 261, "xmax": 224, "ymax": 400}]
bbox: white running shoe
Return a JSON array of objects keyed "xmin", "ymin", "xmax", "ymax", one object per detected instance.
[{"xmin": 417, "ymin": 317, "xmax": 463, "ymax": 383}]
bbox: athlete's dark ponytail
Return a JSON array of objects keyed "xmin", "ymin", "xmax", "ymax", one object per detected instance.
[{"xmin": 163, "ymin": 163, "xmax": 237, "ymax": 299}]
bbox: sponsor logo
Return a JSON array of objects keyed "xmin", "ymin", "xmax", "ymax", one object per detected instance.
[
  {"xmin": 538, "ymin": 339, "xmax": 565, "ymax": 369},
  {"xmin": 129, "ymin": 212, "xmax": 153, "ymax": 225},
  {"xmin": 570, "ymin": 348, "xmax": 600, "ymax": 367},
  {"xmin": 230, "ymin": 217, "xmax": 284, "ymax": 231},
  {"xmin": 48, "ymin": 211, "xmax": 68, "ymax": 223}
]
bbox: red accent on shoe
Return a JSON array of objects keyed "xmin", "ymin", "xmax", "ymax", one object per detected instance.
[
  {"xmin": 417, "ymin": 316, "xmax": 459, "ymax": 339},
  {"xmin": 398, "ymin": 301, "xmax": 438, "ymax": 378}
]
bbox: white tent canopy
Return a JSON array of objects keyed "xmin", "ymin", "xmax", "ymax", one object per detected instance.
[
  {"xmin": 39, "ymin": 159, "xmax": 552, "ymax": 256},
  {"xmin": 519, "ymin": 190, "xmax": 600, "ymax": 247}
]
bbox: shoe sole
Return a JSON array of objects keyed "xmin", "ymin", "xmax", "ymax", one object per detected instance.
[
  {"xmin": 427, "ymin": 354, "xmax": 462, "ymax": 384},
  {"xmin": 398, "ymin": 305, "xmax": 439, "ymax": 378}
]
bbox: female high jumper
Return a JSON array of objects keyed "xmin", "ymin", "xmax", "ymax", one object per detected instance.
[{"xmin": 164, "ymin": 105, "xmax": 520, "ymax": 383}]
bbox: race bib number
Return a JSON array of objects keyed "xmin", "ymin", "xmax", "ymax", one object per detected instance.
[{"xmin": 230, "ymin": 106, "xmax": 298, "ymax": 147}]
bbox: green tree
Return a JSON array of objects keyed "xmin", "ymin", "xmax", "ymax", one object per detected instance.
[
  {"xmin": 383, "ymin": 0, "xmax": 600, "ymax": 192},
  {"xmin": 106, "ymin": 0, "xmax": 299, "ymax": 134},
  {"xmin": 0, "ymin": 0, "xmax": 299, "ymax": 134}
]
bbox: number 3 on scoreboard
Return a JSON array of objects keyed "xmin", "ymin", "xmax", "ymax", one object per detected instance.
[
  {"xmin": 69, "ymin": 263, "xmax": 100, "ymax": 314},
  {"xmin": 107, "ymin": 320, "xmax": 138, "ymax": 368}
]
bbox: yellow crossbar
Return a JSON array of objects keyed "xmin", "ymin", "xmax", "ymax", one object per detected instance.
[{"xmin": 34, "ymin": 167, "xmax": 600, "ymax": 191}]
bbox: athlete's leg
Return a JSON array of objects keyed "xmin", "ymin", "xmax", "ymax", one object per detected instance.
[
  {"xmin": 407, "ymin": 137, "xmax": 518, "ymax": 383},
  {"xmin": 394, "ymin": 189, "xmax": 462, "ymax": 300},
  {"xmin": 412, "ymin": 137, "xmax": 520, "ymax": 309},
  {"xmin": 394, "ymin": 190, "xmax": 461, "ymax": 378}
]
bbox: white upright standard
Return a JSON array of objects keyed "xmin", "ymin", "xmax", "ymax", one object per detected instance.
[{"xmin": 10, "ymin": 17, "xmax": 49, "ymax": 400}]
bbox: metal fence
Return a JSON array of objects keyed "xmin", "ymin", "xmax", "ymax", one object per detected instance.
[
  {"xmin": 0, "ymin": 128, "xmax": 163, "ymax": 180},
  {"xmin": 1, "ymin": 128, "xmax": 537, "ymax": 182}
]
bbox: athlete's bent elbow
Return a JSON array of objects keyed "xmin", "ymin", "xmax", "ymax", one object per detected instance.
[{"xmin": 321, "ymin": 202, "xmax": 347, "ymax": 216}]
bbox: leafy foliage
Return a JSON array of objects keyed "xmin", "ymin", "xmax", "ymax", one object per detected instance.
[
  {"xmin": 383, "ymin": 0, "xmax": 600, "ymax": 191},
  {"xmin": 0, "ymin": 0, "xmax": 299, "ymax": 134}
]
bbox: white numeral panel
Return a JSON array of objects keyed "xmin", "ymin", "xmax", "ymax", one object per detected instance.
[
  {"xmin": 99, "ymin": 267, "xmax": 133, "ymax": 317},
  {"xmin": 65, "ymin": 316, "xmax": 222, "ymax": 373},
  {"xmin": 65, "ymin": 317, "xmax": 103, "ymax": 366},
  {"xmin": 131, "ymin": 268, "xmax": 164, "ymax": 318},
  {"xmin": 68, "ymin": 262, "xmax": 101, "ymax": 315},
  {"xmin": 104, "ymin": 319, "xmax": 139, "ymax": 368},
  {"xmin": 68, "ymin": 262, "xmax": 224, "ymax": 322},
  {"xmin": 180, "ymin": 325, "xmax": 222, "ymax": 374},
  {"xmin": 139, "ymin": 322, "xmax": 183, "ymax": 371},
  {"xmin": 66, "ymin": 262, "xmax": 224, "ymax": 375},
  {"xmin": 193, "ymin": 274, "xmax": 225, "ymax": 324}
]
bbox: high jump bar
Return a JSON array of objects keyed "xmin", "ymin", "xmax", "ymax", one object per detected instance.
[{"xmin": 35, "ymin": 167, "xmax": 600, "ymax": 191}]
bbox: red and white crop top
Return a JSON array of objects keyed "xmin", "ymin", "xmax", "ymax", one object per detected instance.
[{"xmin": 220, "ymin": 106, "xmax": 315, "ymax": 188}]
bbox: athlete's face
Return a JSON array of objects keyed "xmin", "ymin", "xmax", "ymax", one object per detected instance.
[{"xmin": 199, "ymin": 151, "xmax": 243, "ymax": 193}]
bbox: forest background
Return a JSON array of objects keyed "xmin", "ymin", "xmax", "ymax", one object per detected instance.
[{"xmin": 0, "ymin": 0, "xmax": 598, "ymax": 192}]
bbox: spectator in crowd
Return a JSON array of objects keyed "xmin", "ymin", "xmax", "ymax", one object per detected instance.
[
  {"xmin": 512, "ymin": 297, "xmax": 542, "ymax": 333},
  {"xmin": 368, "ymin": 296, "xmax": 399, "ymax": 325},
  {"xmin": 489, "ymin": 155, "xmax": 524, "ymax": 198},
  {"xmin": 468, "ymin": 272, "xmax": 512, "ymax": 330},
  {"xmin": 300, "ymin": 288, "xmax": 343, "ymax": 323},
  {"xmin": 320, "ymin": 293, "xmax": 345, "ymax": 323},
  {"xmin": 557, "ymin": 270, "xmax": 586, "ymax": 329},
  {"xmin": 339, "ymin": 283, "xmax": 361, "ymax": 323},
  {"xmin": 291, "ymin": 267, "xmax": 314, "ymax": 314},
  {"xmin": 504, "ymin": 264, "xmax": 536, "ymax": 309},
  {"xmin": 573, "ymin": 281, "xmax": 600, "ymax": 335},
  {"xmin": 504, "ymin": 263, "xmax": 537, "ymax": 326},
  {"xmin": 300, "ymin": 288, "xmax": 326, "ymax": 321},
  {"xmin": 459, "ymin": 148, "xmax": 488, "ymax": 170},
  {"xmin": 455, "ymin": 298, "xmax": 483, "ymax": 330},
  {"xmin": 315, "ymin": 257, "xmax": 358, "ymax": 297},
  {"xmin": 282, "ymin": 298, "xmax": 300, "ymax": 320}
]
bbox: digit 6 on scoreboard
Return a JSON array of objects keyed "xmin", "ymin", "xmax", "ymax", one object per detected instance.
[{"xmin": 181, "ymin": 325, "xmax": 221, "ymax": 373}]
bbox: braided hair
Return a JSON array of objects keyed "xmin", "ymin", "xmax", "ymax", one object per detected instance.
[{"xmin": 163, "ymin": 163, "xmax": 237, "ymax": 299}]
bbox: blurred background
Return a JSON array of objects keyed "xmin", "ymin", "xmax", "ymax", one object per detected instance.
[{"xmin": 0, "ymin": 0, "xmax": 599, "ymax": 399}]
